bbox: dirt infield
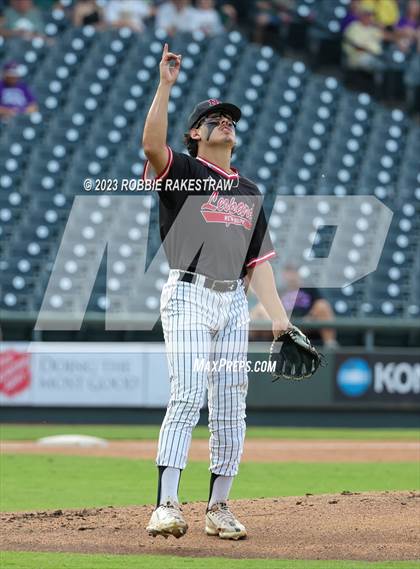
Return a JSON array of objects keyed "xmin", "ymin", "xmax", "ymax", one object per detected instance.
[
  {"xmin": 2, "ymin": 440, "xmax": 419, "ymax": 560},
  {"xmin": 2, "ymin": 439, "xmax": 419, "ymax": 462},
  {"xmin": 1, "ymin": 492, "xmax": 419, "ymax": 561}
]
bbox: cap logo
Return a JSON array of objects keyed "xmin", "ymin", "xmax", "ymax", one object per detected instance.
[{"xmin": 208, "ymin": 99, "xmax": 221, "ymax": 106}]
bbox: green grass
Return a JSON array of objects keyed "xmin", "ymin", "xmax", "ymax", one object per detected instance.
[
  {"xmin": 0, "ymin": 552, "xmax": 419, "ymax": 569},
  {"xmin": 1, "ymin": 455, "xmax": 418, "ymax": 512},
  {"xmin": 1, "ymin": 424, "xmax": 419, "ymax": 441}
]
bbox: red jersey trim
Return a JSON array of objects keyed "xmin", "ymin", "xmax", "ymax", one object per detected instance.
[
  {"xmin": 196, "ymin": 155, "xmax": 239, "ymax": 179},
  {"xmin": 142, "ymin": 145, "xmax": 173, "ymax": 181},
  {"xmin": 246, "ymin": 250, "xmax": 276, "ymax": 268}
]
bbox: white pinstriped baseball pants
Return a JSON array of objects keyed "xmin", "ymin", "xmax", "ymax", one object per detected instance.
[{"xmin": 157, "ymin": 269, "xmax": 250, "ymax": 476}]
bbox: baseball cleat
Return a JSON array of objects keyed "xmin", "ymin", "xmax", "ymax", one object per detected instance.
[
  {"xmin": 205, "ymin": 502, "xmax": 247, "ymax": 540},
  {"xmin": 146, "ymin": 500, "xmax": 188, "ymax": 539}
]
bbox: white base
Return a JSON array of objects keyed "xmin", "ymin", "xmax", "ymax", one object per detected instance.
[{"xmin": 37, "ymin": 435, "xmax": 108, "ymax": 448}]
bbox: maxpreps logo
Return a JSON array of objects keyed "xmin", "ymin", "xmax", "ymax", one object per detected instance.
[
  {"xmin": 337, "ymin": 358, "xmax": 372, "ymax": 397},
  {"xmin": 336, "ymin": 356, "xmax": 420, "ymax": 400}
]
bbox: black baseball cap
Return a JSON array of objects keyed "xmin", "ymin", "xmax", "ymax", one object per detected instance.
[{"xmin": 187, "ymin": 99, "xmax": 241, "ymax": 130}]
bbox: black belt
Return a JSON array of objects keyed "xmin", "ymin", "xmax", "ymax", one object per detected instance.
[{"xmin": 178, "ymin": 271, "xmax": 241, "ymax": 292}]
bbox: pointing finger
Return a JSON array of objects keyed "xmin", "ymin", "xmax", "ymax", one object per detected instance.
[{"xmin": 164, "ymin": 53, "xmax": 180, "ymax": 63}]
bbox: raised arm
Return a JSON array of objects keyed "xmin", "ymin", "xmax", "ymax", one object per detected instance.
[{"xmin": 142, "ymin": 43, "xmax": 182, "ymax": 175}]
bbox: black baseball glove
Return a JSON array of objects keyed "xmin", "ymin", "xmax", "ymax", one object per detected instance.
[{"xmin": 269, "ymin": 325, "xmax": 324, "ymax": 381}]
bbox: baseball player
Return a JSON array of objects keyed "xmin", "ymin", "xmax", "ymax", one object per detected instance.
[{"xmin": 143, "ymin": 43, "xmax": 290, "ymax": 540}]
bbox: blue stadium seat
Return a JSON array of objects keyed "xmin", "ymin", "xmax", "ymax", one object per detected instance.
[{"xmin": 0, "ymin": 26, "xmax": 419, "ymax": 319}]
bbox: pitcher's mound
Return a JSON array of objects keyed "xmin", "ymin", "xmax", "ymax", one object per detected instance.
[{"xmin": 1, "ymin": 492, "xmax": 419, "ymax": 561}]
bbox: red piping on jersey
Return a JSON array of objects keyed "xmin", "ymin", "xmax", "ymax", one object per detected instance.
[
  {"xmin": 246, "ymin": 250, "xmax": 276, "ymax": 268},
  {"xmin": 196, "ymin": 155, "xmax": 239, "ymax": 179},
  {"xmin": 142, "ymin": 145, "xmax": 173, "ymax": 180}
]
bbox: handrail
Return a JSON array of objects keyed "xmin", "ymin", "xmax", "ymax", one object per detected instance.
[{"xmin": 1, "ymin": 310, "xmax": 419, "ymax": 330}]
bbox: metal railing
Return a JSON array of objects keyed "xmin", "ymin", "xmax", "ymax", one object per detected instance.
[{"xmin": 1, "ymin": 310, "xmax": 419, "ymax": 349}]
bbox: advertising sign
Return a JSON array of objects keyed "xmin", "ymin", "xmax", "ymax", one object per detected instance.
[
  {"xmin": 335, "ymin": 353, "xmax": 420, "ymax": 403},
  {"xmin": 0, "ymin": 343, "xmax": 170, "ymax": 408}
]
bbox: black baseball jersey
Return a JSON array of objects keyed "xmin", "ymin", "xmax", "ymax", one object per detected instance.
[{"xmin": 143, "ymin": 146, "xmax": 276, "ymax": 280}]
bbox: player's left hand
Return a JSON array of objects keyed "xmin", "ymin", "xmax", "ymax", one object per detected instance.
[
  {"xmin": 272, "ymin": 319, "xmax": 290, "ymax": 339},
  {"xmin": 269, "ymin": 324, "xmax": 325, "ymax": 381}
]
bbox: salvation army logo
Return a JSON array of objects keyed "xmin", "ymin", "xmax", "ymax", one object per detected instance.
[
  {"xmin": 337, "ymin": 358, "xmax": 372, "ymax": 397},
  {"xmin": 0, "ymin": 351, "xmax": 31, "ymax": 397}
]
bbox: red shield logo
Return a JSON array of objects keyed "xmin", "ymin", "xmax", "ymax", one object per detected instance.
[{"xmin": 0, "ymin": 351, "xmax": 31, "ymax": 397}]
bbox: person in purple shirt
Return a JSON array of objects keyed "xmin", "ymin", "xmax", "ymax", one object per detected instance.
[
  {"xmin": 250, "ymin": 264, "xmax": 339, "ymax": 348},
  {"xmin": 0, "ymin": 61, "xmax": 38, "ymax": 121},
  {"xmin": 340, "ymin": 0, "xmax": 360, "ymax": 31},
  {"xmin": 395, "ymin": 0, "xmax": 420, "ymax": 52}
]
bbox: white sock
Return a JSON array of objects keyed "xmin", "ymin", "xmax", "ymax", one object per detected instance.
[
  {"xmin": 208, "ymin": 475, "xmax": 234, "ymax": 508},
  {"xmin": 159, "ymin": 467, "xmax": 181, "ymax": 505}
]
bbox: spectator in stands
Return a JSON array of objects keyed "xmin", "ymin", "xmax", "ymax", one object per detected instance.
[
  {"xmin": 218, "ymin": 1, "xmax": 238, "ymax": 30},
  {"xmin": 249, "ymin": 265, "xmax": 339, "ymax": 348},
  {"xmin": 104, "ymin": 0, "xmax": 153, "ymax": 33},
  {"xmin": 194, "ymin": 0, "xmax": 224, "ymax": 36},
  {"xmin": 0, "ymin": 61, "xmax": 38, "ymax": 121},
  {"xmin": 341, "ymin": 1, "xmax": 401, "ymax": 31},
  {"xmin": 218, "ymin": 0, "xmax": 255, "ymax": 30},
  {"xmin": 341, "ymin": 0, "xmax": 361, "ymax": 31},
  {"xmin": 343, "ymin": 4, "xmax": 385, "ymax": 72},
  {"xmin": 35, "ymin": 0, "xmax": 57, "ymax": 9},
  {"xmin": 359, "ymin": 0, "xmax": 400, "ymax": 29},
  {"xmin": 72, "ymin": 0, "xmax": 105, "ymax": 29},
  {"xmin": 394, "ymin": 0, "xmax": 420, "ymax": 52},
  {"xmin": 0, "ymin": 0, "xmax": 45, "ymax": 39},
  {"xmin": 155, "ymin": 0, "xmax": 199, "ymax": 35},
  {"xmin": 253, "ymin": 0, "xmax": 295, "ymax": 45}
]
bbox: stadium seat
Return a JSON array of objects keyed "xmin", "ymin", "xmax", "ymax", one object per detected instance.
[{"xmin": 0, "ymin": 25, "xmax": 418, "ymax": 323}]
